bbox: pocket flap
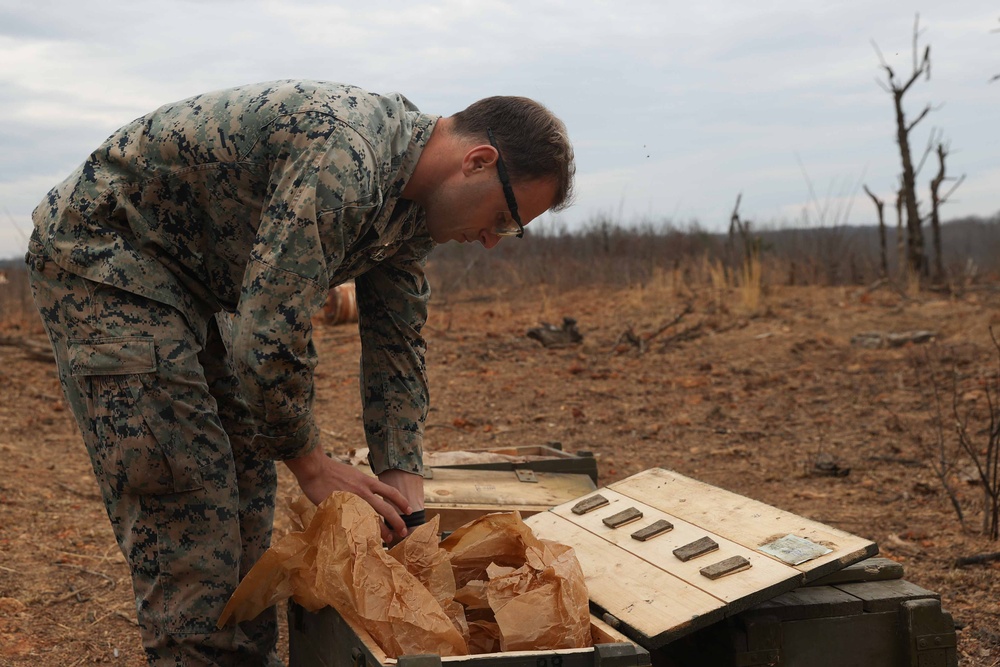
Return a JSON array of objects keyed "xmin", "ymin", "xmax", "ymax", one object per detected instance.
[{"xmin": 68, "ymin": 337, "xmax": 157, "ymax": 376}]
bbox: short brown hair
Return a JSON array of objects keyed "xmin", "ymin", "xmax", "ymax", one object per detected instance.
[{"xmin": 451, "ymin": 96, "xmax": 575, "ymax": 211}]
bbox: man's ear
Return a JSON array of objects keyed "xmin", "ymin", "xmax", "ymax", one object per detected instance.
[{"xmin": 461, "ymin": 143, "xmax": 498, "ymax": 176}]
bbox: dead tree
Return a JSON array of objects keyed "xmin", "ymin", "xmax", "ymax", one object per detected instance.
[
  {"xmin": 954, "ymin": 330, "xmax": 1000, "ymax": 540},
  {"xmin": 873, "ymin": 14, "xmax": 932, "ymax": 278},
  {"xmin": 727, "ymin": 193, "xmax": 759, "ymax": 269},
  {"xmin": 927, "ymin": 142, "xmax": 966, "ymax": 283},
  {"xmin": 895, "ymin": 185, "xmax": 906, "ymax": 274},
  {"xmin": 862, "ymin": 185, "xmax": 889, "ymax": 277}
]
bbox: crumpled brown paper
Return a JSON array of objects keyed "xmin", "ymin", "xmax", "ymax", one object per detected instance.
[
  {"xmin": 218, "ymin": 498, "xmax": 591, "ymax": 657},
  {"xmin": 442, "ymin": 512, "xmax": 592, "ymax": 652},
  {"xmin": 442, "ymin": 511, "xmax": 547, "ymax": 587},
  {"xmin": 388, "ymin": 515, "xmax": 468, "ymax": 640},
  {"xmin": 218, "ymin": 492, "xmax": 469, "ymax": 658}
]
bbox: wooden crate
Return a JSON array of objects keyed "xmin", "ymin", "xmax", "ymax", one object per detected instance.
[
  {"xmin": 653, "ymin": 558, "xmax": 958, "ymax": 667},
  {"xmin": 287, "ymin": 601, "xmax": 650, "ymax": 667},
  {"xmin": 289, "ymin": 467, "xmax": 937, "ymax": 667}
]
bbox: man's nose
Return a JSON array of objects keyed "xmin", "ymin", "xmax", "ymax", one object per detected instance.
[{"xmin": 479, "ymin": 231, "xmax": 501, "ymax": 249}]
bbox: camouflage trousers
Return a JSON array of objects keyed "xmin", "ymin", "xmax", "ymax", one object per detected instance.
[{"xmin": 27, "ymin": 238, "xmax": 284, "ymax": 667}]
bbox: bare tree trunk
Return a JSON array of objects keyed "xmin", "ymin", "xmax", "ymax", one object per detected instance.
[
  {"xmin": 929, "ymin": 144, "xmax": 946, "ymax": 283},
  {"xmin": 863, "ymin": 185, "xmax": 888, "ymax": 278},
  {"xmin": 928, "ymin": 142, "xmax": 966, "ymax": 285},
  {"xmin": 894, "ymin": 91, "xmax": 926, "ymax": 277},
  {"xmin": 873, "ymin": 14, "xmax": 932, "ymax": 281},
  {"xmin": 895, "ymin": 186, "xmax": 906, "ymax": 277}
]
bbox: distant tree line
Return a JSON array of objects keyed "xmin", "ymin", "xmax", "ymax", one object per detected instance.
[{"xmin": 425, "ymin": 213, "xmax": 1000, "ymax": 295}]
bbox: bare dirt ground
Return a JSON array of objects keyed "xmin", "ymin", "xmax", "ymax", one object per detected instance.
[{"xmin": 1, "ymin": 281, "xmax": 999, "ymax": 666}]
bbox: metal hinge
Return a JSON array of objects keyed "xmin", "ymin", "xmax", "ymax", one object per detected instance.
[
  {"xmin": 515, "ymin": 469, "xmax": 538, "ymax": 483},
  {"xmin": 397, "ymin": 655, "xmax": 442, "ymax": 667},
  {"xmin": 902, "ymin": 598, "xmax": 958, "ymax": 667},
  {"xmin": 735, "ymin": 649, "xmax": 780, "ymax": 666},
  {"xmin": 595, "ymin": 643, "xmax": 652, "ymax": 667},
  {"xmin": 736, "ymin": 615, "xmax": 781, "ymax": 666},
  {"xmin": 915, "ymin": 632, "xmax": 957, "ymax": 651}
]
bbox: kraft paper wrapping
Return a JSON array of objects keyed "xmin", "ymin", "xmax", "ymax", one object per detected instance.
[
  {"xmin": 388, "ymin": 515, "xmax": 469, "ymax": 640},
  {"xmin": 443, "ymin": 512, "xmax": 592, "ymax": 652},
  {"xmin": 218, "ymin": 492, "xmax": 469, "ymax": 658},
  {"xmin": 218, "ymin": 499, "xmax": 591, "ymax": 657},
  {"xmin": 487, "ymin": 542, "xmax": 593, "ymax": 651},
  {"xmin": 442, "ymin": 511, "xmax": 547, "ymax": 587}
]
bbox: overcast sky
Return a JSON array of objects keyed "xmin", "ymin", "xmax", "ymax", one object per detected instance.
[{"xmin": 1, "ymin": 0, "xmax": 997, "ymax": 259}]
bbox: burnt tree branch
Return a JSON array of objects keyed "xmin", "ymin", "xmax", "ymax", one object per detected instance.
[{"xmin": 863, "ymin": 185, "xmax": 889, "ymax": 278}]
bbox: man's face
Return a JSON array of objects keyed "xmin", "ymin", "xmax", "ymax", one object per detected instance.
[{"xmin": 423, "ymin": 145, "xmax": 558, "ymax": 248}]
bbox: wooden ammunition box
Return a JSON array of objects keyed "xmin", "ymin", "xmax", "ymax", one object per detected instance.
[
  {"xmin": 286, "ymin": 469, "xmax": 954, "ymax": 667},
  {"xmin": 653, "ymin": 558, "xmax": 958, "ymax": 667}
]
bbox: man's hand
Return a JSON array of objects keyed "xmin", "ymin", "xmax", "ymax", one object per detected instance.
[
  {"xmin": 378, "ymin": 469, "xmax": 425, "ymax": 547},
  {"xmin": 284, "ymin": 447, "xmax": 412, "ymax": 543}
]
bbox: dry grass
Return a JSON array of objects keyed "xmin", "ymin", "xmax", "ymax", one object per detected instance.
[
  {"xmin": 738, "ymin": 252, "xmax": 764, "ymax": 315},
  {"xmin": 0, "ymin": 265, "xmax": 40, "ymax": 333}
]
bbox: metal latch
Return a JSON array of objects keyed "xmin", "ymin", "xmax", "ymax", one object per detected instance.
[
  {"xmin": 915, "ymin": 632, "xmax": 957, "ymax": 651},
  {"xmin": 735, "ymin": 649, "xmax": 780, "ymax": 666},
  {"xmin": 736, "ymin": 615, "xmax": 781, "ymax": 666},
  {"xmin": 397, "ymin": 655, "xmax": 442, "ymax": 667},
  {"xmin": 515, "ymin": 469, "xmax": 537, "ymax": 483},
  {"xmin": 595, "ymin": 642, "xmax": 652, "ymax": 667},
  {"xmin": 902, "ymin": 598, "xmax": 958, "ymax": 667}
]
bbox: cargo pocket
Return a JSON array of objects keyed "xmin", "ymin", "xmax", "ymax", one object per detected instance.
[{"xmin": 68, "ymin": 337, "xmax": 204, "ymax": 495}]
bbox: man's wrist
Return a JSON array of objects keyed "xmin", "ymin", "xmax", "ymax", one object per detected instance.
[
  {"xmin": 282, "ymin": 445, "xmax": 325, "ymax": 480},
  {"xmin": 401, "ymin": 509, "xmax": 426, "ymax": 528}
]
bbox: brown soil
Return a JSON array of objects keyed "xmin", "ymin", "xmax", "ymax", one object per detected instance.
[{"xmin": 1, "ymin": 282, "xmax": 999, "ymax": 666}]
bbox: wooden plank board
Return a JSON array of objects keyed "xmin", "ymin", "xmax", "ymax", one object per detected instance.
[
  {"xmin": 700, "ymin": 556, "xmax": 752, "ymax": 580},
  {"xmin": 423, "ymin": 468, "xmax": 596, "ymax": 510},
  {"xmin": 608, "ymin": 468, "xmax": 877, "ymax": 581},
  {"xmin": 834, "ymin": 579, "xmax": 938, "ymax": 613},
  {"xmin": 524, "ymin": 511, "xmax": 727, "ymax": 646},
  {"xmin": 744, "ymin": 585, "xmax": 864, "ymax": 621},
  {"xmin": 572, "ymin": 494, "xmax": 610, "ymax": 515},
  {"xmin": 806, "ymin": 557, "xmax": 904, "ymax": 586},
  {"xmin": 673, "ymin": 536, "xmax": 719, "ymax": 561},
  {"xmin": 543, "ymin": 488, "xmax": 801, "ymax": 607},
  {"xmin": 631, "ymin": 519, "xmax": 673, "ymax": 542}
]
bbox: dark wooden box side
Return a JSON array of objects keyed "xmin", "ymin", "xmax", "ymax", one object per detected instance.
[
  {"xmin": 287, "ymin": 602, "xmax": 652, "ymax": 667},
  {"xmin": 648, "ymin": 578, "xmax": 957, "ymax": 667}
]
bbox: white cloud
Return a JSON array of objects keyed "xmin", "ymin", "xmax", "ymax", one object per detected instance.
[{"xmin": 0, "ymin": 0, "xmax": 996, "ymax": 258}]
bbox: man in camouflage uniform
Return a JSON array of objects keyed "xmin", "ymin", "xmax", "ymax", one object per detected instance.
[{"xmin": 26, "ymin": 80, "xmax": 574, "ymax": 666}]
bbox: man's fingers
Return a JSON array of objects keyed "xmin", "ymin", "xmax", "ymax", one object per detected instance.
[
  {"xmin": 359, "ymin": 479, "xmax": 408, "ymax": 538},
  {"xmin": 376, "ymin": 497, "xmax": 408, "ymax": 538},
  {"xmin": 373, "ymin": 481, "xmax": 412, "ymax": 516}
]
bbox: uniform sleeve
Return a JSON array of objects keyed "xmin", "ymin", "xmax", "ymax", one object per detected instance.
[
  {"xmin": 356, "ymin": 234, "xmax": 434, "ymax": 475},
  {"xmin": 232, "ymin": 114, "xmax": 378, "ymax": 461}
]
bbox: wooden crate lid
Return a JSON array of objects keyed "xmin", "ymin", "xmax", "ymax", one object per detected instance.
[
  {"xmin": 423, "ymin": 468, "xmax": 597, "ymax": 508},
  {"xmin": 423, "ymin": 468, "xmax": 597, "ymax": 533},
  {"xmin": 524, "ymin": 468, "xmax": 878, "ymax": 649}
]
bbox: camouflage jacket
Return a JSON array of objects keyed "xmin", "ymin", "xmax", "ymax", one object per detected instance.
[{"xmin": 32, "ymin": 80, "xmax": 440, "ymax": 473}]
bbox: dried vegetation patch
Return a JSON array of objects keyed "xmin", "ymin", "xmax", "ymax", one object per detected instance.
[{"xmin": 2, "ymin": 281, "xmax": 999, "ymax": 665}]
